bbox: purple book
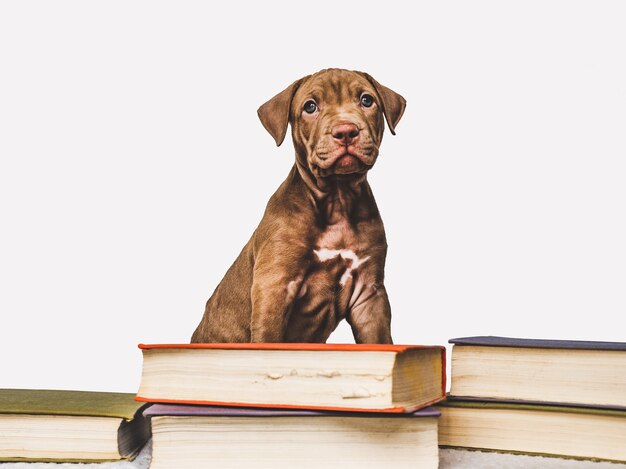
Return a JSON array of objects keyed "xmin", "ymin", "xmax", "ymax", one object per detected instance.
[
  {"xmin": 144, "ymin": 403, "xmax": 440, "ymax": 419},
  {"xmin": 145, "ymin": 404, "xmax": 441, "ymax": 468}
]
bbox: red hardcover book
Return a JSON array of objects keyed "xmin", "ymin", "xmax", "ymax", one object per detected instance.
[{"xmin": 136, "ymin": 343, "xmax": 446, "ymax": 412}]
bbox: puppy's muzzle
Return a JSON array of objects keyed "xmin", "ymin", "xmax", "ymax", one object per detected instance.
[
  {"xmin": 316, "ymin": 121, "xmax": 374, "ymax": 176},
  {"xmin": 331, "ymin": 122, "xmax": 363, "ymax": 175}
]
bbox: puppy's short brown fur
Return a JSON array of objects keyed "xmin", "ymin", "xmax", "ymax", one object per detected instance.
[{"xmin": 191, "ymin": 68, "xmax": 405, "ymax": 344}]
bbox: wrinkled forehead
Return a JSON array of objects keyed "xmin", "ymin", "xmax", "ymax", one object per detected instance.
[{"xmin": 293, "ymin": 70, "xmax": 376, "ymax": 106}]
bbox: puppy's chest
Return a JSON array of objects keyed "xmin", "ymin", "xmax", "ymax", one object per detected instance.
[{"xmin": 305, "ymin": 222, "xmax": 372, "ymax": 293}]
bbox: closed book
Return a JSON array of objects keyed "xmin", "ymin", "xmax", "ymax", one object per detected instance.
[
  {"xmin": 448, "ymin": 336, "xmax": 626, "ymax": 409},
  {"xmin": 145, "ymin": 403, "xmax": 440, "ymax": 469},
  {"xmin": 438, "ymin": 399, "xmax": 626, "ymax": 463},
  {"xmin": 0, "ymin": 389, "xmax": 150, "ymax": 462},
  {"xmin": 136, "ymin": 343, "xmax": 446, "ymax": 412}
]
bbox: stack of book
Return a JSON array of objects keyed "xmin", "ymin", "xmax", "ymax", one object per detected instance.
[
  {"xmin": 438, "ymin": 336, "xmax": 626, "ymax": 463},
  {"xmin": 135, "ymin": 342, "xmax": 447, "ymax": 468}
]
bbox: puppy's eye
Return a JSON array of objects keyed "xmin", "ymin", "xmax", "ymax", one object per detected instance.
[
  {"xmin": 303, "ymin": 100, "xmax": 318, "ymax": 114},
  {"xmin": 360, "ymin": 94, "xmax": 374, "ymax": 108}
]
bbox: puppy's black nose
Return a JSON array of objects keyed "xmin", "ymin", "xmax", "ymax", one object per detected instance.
[{"xmin": 331, "ymin": 123, "xmax": 360, "ymax": 145}]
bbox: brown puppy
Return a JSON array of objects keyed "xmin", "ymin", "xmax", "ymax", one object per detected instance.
[{"xmin": 191, "ymin": 68, "xmax": 405, "ymax": 344}]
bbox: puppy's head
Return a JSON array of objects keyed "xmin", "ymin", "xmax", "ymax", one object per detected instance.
[{"xmin": 258, "ymin": 69, "xmax": 406, "ymax": 182}]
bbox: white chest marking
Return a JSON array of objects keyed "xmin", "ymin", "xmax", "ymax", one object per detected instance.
[{"xmin": 314, "ymin": 248, "xmax": 370, "ymax": 286}]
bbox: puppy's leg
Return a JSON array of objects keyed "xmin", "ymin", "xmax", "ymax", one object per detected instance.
[
  {"xmin": 250, "ymin": 246, "xmax": 309, "ymax": 343},
  {"xmin": 346, "ymin": 284, "xmax": 393, "ymax": 344}
]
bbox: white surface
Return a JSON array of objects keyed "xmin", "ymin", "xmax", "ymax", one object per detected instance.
[
  {"xmin": 1, "ymin": 1, "xmax": 626, "ymax": 393},
  {"xmin": 2, "ymin": 445, "xmax": 626, "ymax": 469}
]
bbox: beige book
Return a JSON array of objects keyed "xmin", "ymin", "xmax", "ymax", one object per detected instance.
[
  {"xmin": 449, "ymin": 336, "xmax": 626, "ymax": 408},
  {"xmin": 438, "ymin": 400, "xmax": 626, "ymax": 463}
]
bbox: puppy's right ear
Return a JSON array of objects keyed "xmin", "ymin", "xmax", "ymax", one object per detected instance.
[{"xmin": 257, "ymin": 78, "xmax": 305, "ymax": 147}]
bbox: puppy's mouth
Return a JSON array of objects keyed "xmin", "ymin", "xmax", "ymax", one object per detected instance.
[
  {"xmin": 333, "ymin": 154, "xmax": 363, "ymax": 174},
  {"xmin": 316, "ymin": 149, "xmax": 372, "ymax": 177}
]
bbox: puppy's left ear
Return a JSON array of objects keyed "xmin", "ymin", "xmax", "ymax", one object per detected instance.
[
  {"xmin": 257, "ymin": 78, "xmax": 306, "ymax": 146},
  {"xmin": 362, "ymin": 73, "xmax": 407, "ymax": 135}
]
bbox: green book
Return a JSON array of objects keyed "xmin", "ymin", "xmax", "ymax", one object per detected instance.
[
  {"xmin": 438, "ymin": 399, "xmax": 626, "ymax": 463},
  {"xmin": 0, "ymin": 389, "xmax": 150, "ymax": 462}
]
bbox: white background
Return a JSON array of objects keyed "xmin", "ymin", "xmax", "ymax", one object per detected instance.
[{"xmin": 1, "ymin": 1, "xmax": 625, "ymax": 393}]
